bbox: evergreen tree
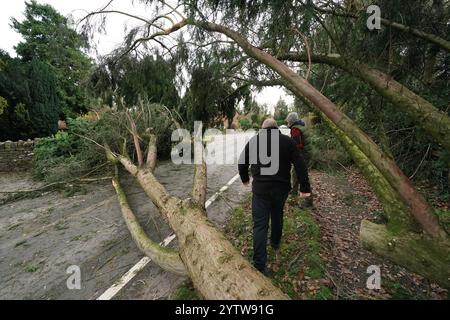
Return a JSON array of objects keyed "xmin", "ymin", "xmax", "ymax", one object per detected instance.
[
  {"xmin": 11, "ymin": 0, "xmax": 92, "ymax": 115},
  {"xmin": 0, "ymin": 51, "xmax": 60, "ymax": 139},
  {"xmin": 27, "ymin": 59, "xmax": 60, "ymax": 137}
]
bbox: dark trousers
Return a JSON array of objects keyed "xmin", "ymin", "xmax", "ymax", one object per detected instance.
[{"xmin": 251, "ymin": 190, "xmax": 289, "ymax": 272}]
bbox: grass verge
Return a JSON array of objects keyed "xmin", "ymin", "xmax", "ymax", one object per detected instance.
[{"xmin": 171, "ymin": 194, "xmax": 333, "ymax": 300}]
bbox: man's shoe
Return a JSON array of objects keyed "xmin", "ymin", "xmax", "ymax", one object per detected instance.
[{"xmin": 255, "ymin": 266, "xmax": 267, "ymax": 275}]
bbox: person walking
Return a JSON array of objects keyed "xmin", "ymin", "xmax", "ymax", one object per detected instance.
[
  {"xmin": 286, "ymin": 112, "xmax": 313, "ymax": 208},
  {"xmin": 238, "ymin": 118, "xmax": 311, "ymax": 273}
]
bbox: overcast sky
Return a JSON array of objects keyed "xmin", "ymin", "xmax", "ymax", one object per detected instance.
[{"xmin": 0, "ymin": 0, "xmax": 293, "ymax": 111}]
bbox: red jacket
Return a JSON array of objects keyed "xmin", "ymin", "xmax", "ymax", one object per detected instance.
[{"xmin": 290, "ymin": 121, "xmax": 305, "ymax": 150}]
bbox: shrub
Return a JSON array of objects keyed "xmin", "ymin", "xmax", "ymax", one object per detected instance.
[
  {"xmin": 239, "ymin": 118, "xmax": 252, "ymax": 130},
  {"xmin": 33, "ymin": 118, "xmax": 100, "ymax": 182},
  {"xmin": 33, "ymin": 103, "xmax": 177, "ymax": 182},
  {"xmin": 305, "ymin": 121, "xmax": 352, "ymax": 172}
]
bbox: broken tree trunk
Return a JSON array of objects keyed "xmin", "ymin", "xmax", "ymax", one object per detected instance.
[
  {"xmin": 295, "ymin": 98, "xmax": 448, "ymax": 287},
  {"xmin": 192, "ymin": 125, "xmax": 207, "ymax": 207},
  {"xmin": 193, "ymin": 20, "xmax": 446, "ymax": 238},
  {"xmin": 108, "ymin": 149, "xmax": 288, "ymax": 299},
  {"xmin": 360, "ymin": 220, "xmax": 450, "ymax": 289},
  {"xmin": 301, "ymin": 106, "xmax": 449, "ymax": 287}
]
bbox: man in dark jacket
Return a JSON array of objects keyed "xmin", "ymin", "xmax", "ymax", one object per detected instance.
[{"xmin": 238, "ymin": 118, "xmax": 311, "ymax": 273}]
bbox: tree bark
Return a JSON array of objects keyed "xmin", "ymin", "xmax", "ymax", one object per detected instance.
[
  {"xmin": 146, "ymin": 133, "xmax": 157, "ymax": 172},
  {"xmin": 109, "ymin": 152, "xmax": 288, "ymax": 300},
  {"xmin": 192, "ymin": 129, "xmax": 207, "ymax": 207},
  {"xmin": 112, "ymin": 174, "xmax": 187, "ymax": 276},
  {"xmin": 322, "ymin": 114, "xmax": 418, "ymax": 232},
  {"xmin": 126, "ymin": 112, "xmax": 144, "ymax": 167},
  {"xmin": 360, "ymin": 220, "xmax": 450, "ymax": 289},
  {"xmin": 277, "ymin": 52, "xmax": 450, "ymax": 153},
  {"xmin": 194, "ymin": 20, "xmax": 447, "ymax": 238}
]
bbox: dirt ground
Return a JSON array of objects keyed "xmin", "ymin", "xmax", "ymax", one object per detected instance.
[
  {"xmin": 310, "ymin": 170, "xmax": 448, "ymax": 299},
  {"xmin": 0, "ymin": 161, "xmax": 247, "ymax": 300}
]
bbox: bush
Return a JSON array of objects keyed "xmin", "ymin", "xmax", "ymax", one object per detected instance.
[
  {"xmin": 33, "ymin": 103, "xmax": 177, "ymax": 182},
  {"xmin": 239, "ymin": 118, "xmax": 252, "ymax": 130},
  {"xmin": 305, "ymin": 121, "xmax": 352, "ymax": 172},
  {"xmin": 33, "ymin": 118, "xmax": 101, "ymax": 182}
]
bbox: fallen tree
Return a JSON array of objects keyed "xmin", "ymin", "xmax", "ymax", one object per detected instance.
[
  {"xmin": 81, "ymin": 2, "xmax": 449, "ymax": 294},
  {"xmin": 105, "ymin": 115, "xmax": 288, "ymax": 299},
  {"xmin": 257, "ymin": 71, "xmax": 450, "ymax": 289},
  {"xmin": 189, "ymin": 19, "xmax": 446, "ymax": 239},
  {"xmin": 324, "ymin": 115, "xmax": 450, "ymax": 289},
  {"xmin": 361, "ymin": 220, "xmax": 450, "ymax": 288}
]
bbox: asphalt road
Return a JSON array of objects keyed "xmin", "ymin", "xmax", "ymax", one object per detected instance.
[{"xmin": 0, "ymin": 131, "xmax": 256, "ymax": 300}]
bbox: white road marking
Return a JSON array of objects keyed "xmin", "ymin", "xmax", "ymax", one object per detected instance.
[{"xmin": 96, "ymin": 173, "xmax": 241, "ymax": 300}]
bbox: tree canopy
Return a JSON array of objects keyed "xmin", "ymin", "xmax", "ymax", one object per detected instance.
[
  {"xmin": 12, "ymin": 0, "xmax": 92, "ymax": 115},
  {"xmin": 74, "ymin": 0, "xmax": 450, "ymax": 291},
  {"xmin": 0, "ymin": 51, "xmax": 60, "ymax": 140}
]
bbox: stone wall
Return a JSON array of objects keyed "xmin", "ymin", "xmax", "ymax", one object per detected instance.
[{"xmin": 0, "ymin": 139, "xmax": 41, "ymax": 172}]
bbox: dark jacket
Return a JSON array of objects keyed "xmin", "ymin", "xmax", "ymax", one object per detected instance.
[{"xmin": 238, "ymin": 127, "xmax": 311, "ymax": 194}]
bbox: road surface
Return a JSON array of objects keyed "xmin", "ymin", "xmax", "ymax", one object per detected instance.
[{"xmin": 0, "ymin": 131, "xmax": 257, "ymax": 300}]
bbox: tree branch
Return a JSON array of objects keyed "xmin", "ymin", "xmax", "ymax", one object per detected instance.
[
  {"xmin": 126, "ymin": 111, "xmax": 144, "ymax": 167},
  {"xmin": 314, "ymin": 6, "xmax": 450, "ymax": 53},
  {"xmin": 112, "ymin": 173, "xmax": 187, "ymax": 276}
]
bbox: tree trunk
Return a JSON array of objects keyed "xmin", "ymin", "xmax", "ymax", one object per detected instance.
[
  {"xmin": 111, "ymin": 153, "xmax": 288, "ymax": 300},
  {"xmin": 277, "ymin": 53, "xmax": 450, "ymax": 153},
  {"xmin": 192, "ymin": 130, "xmax": 207, "ymax": 207},
  {"xmin": 322, "ymin": 114, "xmax": 418, "ymax": 232},
  {"xmin": 360, "ymin": 220, "xmax": 450, "ymax": 289},
  {"xmin": 145, "ymin": 134, "xmax": 157, "ymax": 172},
  {"xmin": 194, "ymin": 20, "xmax": 446, "ymax": 238},
  {"xmin": 112, "ymin": 174, "xmax": 188, "ymax": 276}
]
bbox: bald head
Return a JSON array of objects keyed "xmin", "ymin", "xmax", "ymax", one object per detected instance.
[{"xmin": 261, "ymin": 118, "xmax": 278, "ymax": 129}]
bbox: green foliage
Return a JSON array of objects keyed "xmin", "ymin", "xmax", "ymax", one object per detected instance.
[
  {"xmin": 273, "ymin": 98, "xmax": 289, "ymax": 121},
  {"xmin": 90, "ymin": 54, "xmax": 179, "ymax": 109},
  {"xmin": 12, "ymin": 0, "xmax": 92, "ymax": 114},
  {"xmin": 239, "ymin": 118, "xmax": 251, "ymax": 130},
  {"xmin": 0, "ymin": 96, "xmax": 7, "ymax": 115},
  {"xmin": 27, "ymin": 59, "xmax": 60, "ymax": 136},
  {"xmin": 25, "ymin": 265, "xmax": 39, "ymax": 273},
  {"xmin": 33, "ymin": 118, "xmax": 100, "ymax": 182},
  {"xmin": 183, "ymin": 57, "xmax": 249, "ymax": 129},
  {"xmin": 306, "ymin": 121, "xmax": 352, "ymax": 172},
  {"xmin": 0, "ymin": 52, "xmax": 61, "ymax": 140},
  {"xmin": 33, "ymin": 103, "xmax": 177, "ymax": 182},
  {"xmin": 171, "ymin": 281, "xmax": 202, "ymax": 300}
]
